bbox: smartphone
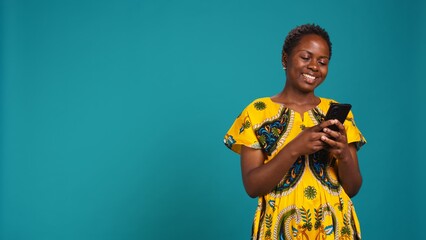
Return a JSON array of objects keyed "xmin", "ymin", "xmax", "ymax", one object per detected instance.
[{"xmin": 324, "ymin": 103, "xmax": 352, "ymax": 131}]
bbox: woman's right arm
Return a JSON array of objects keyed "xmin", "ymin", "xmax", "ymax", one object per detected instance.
[{"xmin": 240, "ymin": 120, "xmax": 336, "ymax": 198}]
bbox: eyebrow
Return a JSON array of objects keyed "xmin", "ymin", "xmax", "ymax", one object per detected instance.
[{"xmin": 298, "ymin": 50, "xmax": 329, "ymax": 59}]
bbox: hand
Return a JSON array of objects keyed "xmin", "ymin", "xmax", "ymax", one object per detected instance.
[
  {"xmin": 321, "ymin": 119, "xmax": 351, "ymax": 161},
  {"xmin": 286, "ymin": 119, "xmax": 336, "ymax": 156}
]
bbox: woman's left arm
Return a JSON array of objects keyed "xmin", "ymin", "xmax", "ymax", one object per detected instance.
[{"xmin": 321, "ymin": 120, "xmax": 362, "ymax": 197}]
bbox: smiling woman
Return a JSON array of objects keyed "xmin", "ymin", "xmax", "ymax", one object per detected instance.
[
  {"xmin": 282, "ymin": 34, "xmax": 330, "ymax": 97},
  {"xmin": 224, "ymin": 24, "xmax": 366, "ymax": 240}
]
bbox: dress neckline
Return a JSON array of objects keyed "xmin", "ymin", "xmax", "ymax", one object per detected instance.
[{"xmin": 268, "ymin": 97, "xmax": 322, "ymax": 116}]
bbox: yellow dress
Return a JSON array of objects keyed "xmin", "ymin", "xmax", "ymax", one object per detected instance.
[{"xmin": 224, "ymin": 97, "xmax": 366, "ymax": 240}]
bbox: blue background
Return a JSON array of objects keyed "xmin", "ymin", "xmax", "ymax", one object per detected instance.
[{"xmin": 1, "ymin": 0, "xmax": 425, "ymax": 239}]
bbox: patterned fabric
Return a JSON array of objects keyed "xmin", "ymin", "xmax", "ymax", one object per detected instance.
[{"xmin": 224, "ymin": 97, "xmax": 366, "ymax": 240}]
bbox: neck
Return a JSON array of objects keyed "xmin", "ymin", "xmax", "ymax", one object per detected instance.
[
  {"xmin": 275, "ymin": 88, "xmax": 318, "ymax": 106},
  {"xmin": 271, "ymin": 89, "xmax": 320, "ymax": 116}
]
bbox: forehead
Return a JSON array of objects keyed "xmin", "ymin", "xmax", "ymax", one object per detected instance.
[{"xmin": 293, "ymin": 34, "xmax": 330, "ymax": 57}]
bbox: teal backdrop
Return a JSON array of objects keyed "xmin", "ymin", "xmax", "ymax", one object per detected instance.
[{"xmin": 1, "ymin": 0, "xmax": 425, "ymax": 239}]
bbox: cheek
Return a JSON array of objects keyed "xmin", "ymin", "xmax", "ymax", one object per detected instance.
[{"xmin": 321, "ymin": 67, "xmax": 328, "ymax": 77}]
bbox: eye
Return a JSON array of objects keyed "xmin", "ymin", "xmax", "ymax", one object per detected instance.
[
  {"xmin": 318, "ymin": 59, "xmax": 329, "ymax": 66},
  {"xmin": 300, "ymin": 56, "xmax": 310, "ymax": 61}
]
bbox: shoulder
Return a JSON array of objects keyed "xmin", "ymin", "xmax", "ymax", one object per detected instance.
[
  {"xmin": 319, "ymin": 97, "xmax": 339, "ymax": 105},
  {"xmin": 239, "ymin": 97, "xmax": 281, "ymax": 119},
  {"xmin": 236, "ymin": 97, "xmax": 271, "ymax": 115},
  {"xmin": 239, "ymin": 97, "xmax": 283, "ymax": 126},
  {"xmin": 245, "ymin": 97, "xmax": 271, "ymax": 112},
  {"xmin": 317, "ymin": 97, "xmax": 340, "ymax": 111}
]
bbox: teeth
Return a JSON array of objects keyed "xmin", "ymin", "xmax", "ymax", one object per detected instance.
[{"xmin": 303, "ymin": 73, "xmax": 315, "ymax": 80}]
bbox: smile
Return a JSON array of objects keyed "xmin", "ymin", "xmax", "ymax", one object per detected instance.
[{"xmin": 302, "ymin": 73, "xmax": 316, "ymax": 80}]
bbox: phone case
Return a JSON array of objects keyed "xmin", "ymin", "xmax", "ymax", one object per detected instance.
[{"xmin": 324, "ymin": 103, "xmax": 352, "ymax": 131}]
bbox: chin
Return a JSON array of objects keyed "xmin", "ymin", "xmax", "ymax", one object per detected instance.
[{"xmin": 299, "ymin": 84, "xmax": 318, "ymax": 93}]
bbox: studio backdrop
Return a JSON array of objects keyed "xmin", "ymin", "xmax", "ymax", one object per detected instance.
[{"xmin": 1, "ymin": 0, "xmax": 425, "ymax": 239}]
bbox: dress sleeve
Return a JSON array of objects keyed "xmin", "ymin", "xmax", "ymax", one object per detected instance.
[
  {"xmin": 344, "ymin": 110, "xmax": 366, "ymax": 150},
  {"xmin": 224, "ymin": 107, "xmax": 261, "ymax": 155}
]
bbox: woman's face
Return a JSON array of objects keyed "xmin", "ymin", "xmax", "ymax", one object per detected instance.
[{"xmin": 283, "ymin": 34, "xmax": 330, "ymax": 93}]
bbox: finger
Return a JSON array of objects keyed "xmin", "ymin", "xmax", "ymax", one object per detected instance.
[
  {"xmin": 312, "ymin": 144, "xmax": 324, "ymax": 152},
  {"xmin": 313, "ymin": 140, "xmax": 328, "ymax": 152},
  {"xmin": 316, "ymin": 119, "xmax": 337, "ymax": 131},
  {"xmin": 323, "ymin": 127, "xmax": 341, "ymax": 139},
  {"xmin": 315, "ymin": 139, "xmax": 328, "ymax": 147},
  {"xmin": 334, "ymin": 120, "xmax": 346, "ymax": 135},
  {"xmin": 312, "ymin": 132, "xmax": 332, "ymax": 143},
  {"xmin": 320, "ymin": 135, "xmax": 339, "ymax": 148}
]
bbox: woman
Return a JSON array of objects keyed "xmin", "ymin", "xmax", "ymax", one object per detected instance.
[{"xmin": 224, "ymin": 24, "xmax": 366, "ymax": 240}]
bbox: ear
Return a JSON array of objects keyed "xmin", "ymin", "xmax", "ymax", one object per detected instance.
[{"xmin": 282, "ymin": 53, "xmax": 288, "ymax": 69}]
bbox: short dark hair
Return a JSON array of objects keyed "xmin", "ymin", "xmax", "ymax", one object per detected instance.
[{"xmin": 282, "ymin": 23, "xmax": 332, "ymax": 60}]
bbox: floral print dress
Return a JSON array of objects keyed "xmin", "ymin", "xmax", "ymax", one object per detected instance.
[{"xmin": 224, "ymin": 97, "xmax": 366, "ymax": 240}]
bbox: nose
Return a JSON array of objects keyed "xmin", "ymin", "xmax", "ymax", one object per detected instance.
[{"xmin": 308, "ymin": 61, "xmax": 318, "ymax": 71}]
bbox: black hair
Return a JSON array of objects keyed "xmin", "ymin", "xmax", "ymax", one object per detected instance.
[{"xmin": 282, "ymin": 23, "xmax": 332, "ymax": 60}]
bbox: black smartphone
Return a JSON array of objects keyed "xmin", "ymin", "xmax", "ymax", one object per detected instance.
[{"xmin": 324, "ymin": 103, "xmax": 352, "ymax": 131}]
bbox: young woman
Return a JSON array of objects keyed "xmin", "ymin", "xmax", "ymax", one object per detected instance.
[{"xmin": 224, "ymin": 24, "xmax": 366, "ymax": 240}]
